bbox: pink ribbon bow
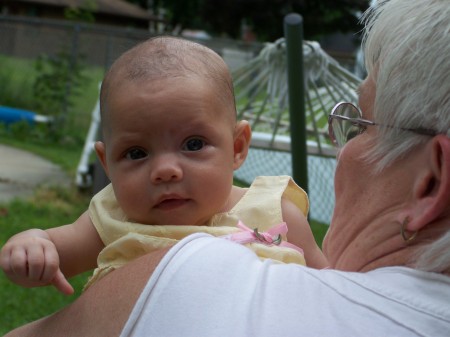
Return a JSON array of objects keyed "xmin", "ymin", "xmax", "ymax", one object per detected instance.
[{"xmin": 222, "ymin": 221, "xmax": 304, "ymax": 255}]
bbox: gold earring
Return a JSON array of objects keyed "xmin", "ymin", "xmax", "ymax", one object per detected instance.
[{"xmin": 401, "ymin": 216, "xmax": 418, "ymax": 244}]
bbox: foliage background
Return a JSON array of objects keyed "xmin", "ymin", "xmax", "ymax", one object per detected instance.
[{"xmin": 128, "ymin": 0, "xmax": 368, "ymax": 41}]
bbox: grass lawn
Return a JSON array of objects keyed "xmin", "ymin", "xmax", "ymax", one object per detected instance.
[{"xmin": 0, "ymin": 187, "xmax": 92, "ymax": 334}]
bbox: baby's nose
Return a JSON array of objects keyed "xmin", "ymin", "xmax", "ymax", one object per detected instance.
[{"xmin": 150, "ymin": 155, "xmax": 183, "ymax": 183}]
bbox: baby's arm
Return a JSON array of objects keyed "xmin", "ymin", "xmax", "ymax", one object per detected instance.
[
  {"xmin": 281, "ymin": 198, "xmax": 329, "ymax": 269},
  {"xmin": 0, "ymin": 211, "xmax": 103, "ymax": 294}
]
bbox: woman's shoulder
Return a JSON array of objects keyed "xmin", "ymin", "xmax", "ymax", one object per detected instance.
[{"xmin": 125, "ymin": 236, "xmax": 450, "ymax": 336}]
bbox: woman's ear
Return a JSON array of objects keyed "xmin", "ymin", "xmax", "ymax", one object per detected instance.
[
  {"xmin": 407, "ymin": 135, "xmax": 450, "ymax": 232},
  {"xmin": 232, "ymin": 120, "xmax": 252, "ymax": 170},
  {"xmin": 94, "ymin": 141, "xmax": 110, "ymax": 178}
]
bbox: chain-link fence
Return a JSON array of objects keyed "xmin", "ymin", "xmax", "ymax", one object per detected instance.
[
  {"xmin": 0, "ymin": 15, "xmax": 262, "ymax": 71},
  {"xmin": 0, "ymin": 15, "xmax": 156, "ymax": 71}
]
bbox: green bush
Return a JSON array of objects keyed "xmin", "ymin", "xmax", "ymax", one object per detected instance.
[
  {"xmin": 0, "ymin": 53, "xmax": 103, "ymax": 146},
  {"xmin": 0, "ymin": 56, "xmax": 36, "ymax": 110}
]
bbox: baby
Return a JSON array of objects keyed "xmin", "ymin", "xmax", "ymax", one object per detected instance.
[{"xmin": 1, "ymin": 36, "xmax": 328, "ymax": 295}]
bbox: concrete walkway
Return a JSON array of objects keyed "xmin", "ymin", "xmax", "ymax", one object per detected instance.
[{"xmin": 0, "ymin": 144, "xmax": 70, "ymax": 203}]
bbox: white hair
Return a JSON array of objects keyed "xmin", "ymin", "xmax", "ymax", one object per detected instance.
[
  {"xmin": 361, "ymin": 0, "xmax": 450, "ymax": 170},
  {"xmin": 361, "ymin": 0, "xmax": 450, "ymax": 273},
  {"xmin": 415, "ymin": 232, "xmax": 450, "ymax": 274}
]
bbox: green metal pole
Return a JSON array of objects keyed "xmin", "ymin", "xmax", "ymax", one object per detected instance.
[{"xmin": 284, "ymin": 13, "xmax": 308, "ymax": 195}]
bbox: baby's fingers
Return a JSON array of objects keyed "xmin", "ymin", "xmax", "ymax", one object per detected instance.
[
  {"xmin": 28, "ymin": 243, "xmax": 59, "ymax": 283},
  {"xmin": 51, "ymin": 269, "xmax": 74, "ymax": 295},
  {"xmin": 25, "ymin": 244, "xmax": 49, "ymax": 281},
  {"xmin": 1, "ymin": 238, "xmax": 60, "ymax": 288},
  {"xmin": 3, "ymin": 246, "xmax": 29, "ymax": 278}
]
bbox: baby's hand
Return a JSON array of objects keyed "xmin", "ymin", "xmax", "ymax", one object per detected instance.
[{"xmin": 0, "ymin": 229, "xmax": 74, "ymax": 295}]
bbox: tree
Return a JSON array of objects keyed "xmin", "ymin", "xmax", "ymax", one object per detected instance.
[{"xmin": 125, "ymin": 0, "xmax": 369, "ymax": 41}]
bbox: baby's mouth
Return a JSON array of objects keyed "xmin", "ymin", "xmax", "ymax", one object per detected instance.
[{"xmin": 155, "ymin": 197, "xmax": 188, "ymax": 210}]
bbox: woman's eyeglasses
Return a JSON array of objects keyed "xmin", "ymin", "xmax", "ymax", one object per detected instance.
[{"xmin": 327, "ymin": 102, "xmax": 438, "ymax": 148}]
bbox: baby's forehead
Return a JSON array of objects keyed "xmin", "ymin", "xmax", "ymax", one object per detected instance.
[
  {"xmin": 109, "ymin": 72, "xmax": 222, "ymax": 98},
  {"xmin": 108, "ymin": 75, "xmax": 233, "ymax": 114},
  {"xmin": 101, "ymin": 38, "xmax": 235, "ymax": 124},
  {"xmin": 101, "ymin": 81, "xmax": 236, "ymax": 142}
]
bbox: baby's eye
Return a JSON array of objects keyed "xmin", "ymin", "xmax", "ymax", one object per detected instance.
[
  {"xmin": 125, "ymin": 148, "xmax": 147, "ymax": 160},
  {"xmin": 183, "ymin": 138, "xmax": 205, "ymax": 151}
]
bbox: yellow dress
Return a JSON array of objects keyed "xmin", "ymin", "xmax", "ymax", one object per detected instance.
[{"xmin": 86, "ymin": 176, "xmax": 309, "ymax": 288}]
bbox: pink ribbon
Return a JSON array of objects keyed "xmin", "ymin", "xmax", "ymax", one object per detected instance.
[{"xmin": 222, "ymin": 221, "xmax": 304, "ymax": 255}]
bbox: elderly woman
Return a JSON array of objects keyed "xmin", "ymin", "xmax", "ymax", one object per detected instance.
[{"xmin": 5, "ymin": 0, "xmax": 450, "ymax": 336}]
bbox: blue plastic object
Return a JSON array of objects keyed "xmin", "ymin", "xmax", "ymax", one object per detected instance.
[{"xmin": 0, "ymin": 106, "xmax": 51, "ymax": 125}]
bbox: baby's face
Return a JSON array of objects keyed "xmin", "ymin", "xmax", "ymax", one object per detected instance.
[{"xmin": 102, "ymin": 77, "xmax": 238, "ymax": 226}]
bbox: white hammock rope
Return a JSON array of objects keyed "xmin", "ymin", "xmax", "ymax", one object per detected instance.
[{"xmin": 232, "ymin": 38, "xmax": 361, "ymax": 157}]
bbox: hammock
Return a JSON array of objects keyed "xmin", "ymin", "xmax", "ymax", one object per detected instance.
[{"xmin": 232, "ymin": 38, "xmax": 361, "ymax": 158}]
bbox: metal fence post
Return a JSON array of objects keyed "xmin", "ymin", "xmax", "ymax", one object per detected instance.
[{"xmin": 284, "ymin": 13, "xmax": 308, "ymax": 195}]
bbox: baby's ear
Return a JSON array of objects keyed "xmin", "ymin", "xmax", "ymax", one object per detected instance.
[
  {"xmin": 407, "ymin": 135, "xmax": 450, "ymax": 232},
  {"xmin": 233, "ymin": 120, "xmax": 252, "ymax": 170},
  {"xmin": 94, "ymin": 141, "xmax": 109, "ymax": 177}
]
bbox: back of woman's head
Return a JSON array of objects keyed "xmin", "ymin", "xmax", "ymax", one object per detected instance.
[
  {"xmin": 362, "ymin": 0, "xmax": 450, "ymax": 274},
  {"xmin": 362, "ymin": 0, "xmax": 450, "ymax": 171}
]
